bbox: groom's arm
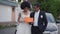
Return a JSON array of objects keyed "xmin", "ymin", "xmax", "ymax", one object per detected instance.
[
  {"xmin": 43, "ymin": 12, "xmax": 48, "ymax": 32},
  {"xmin": 29, "ymin": 12, "xmax": 34, "ymax": 25}
]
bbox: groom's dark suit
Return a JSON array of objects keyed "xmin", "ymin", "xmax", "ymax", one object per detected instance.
[{"xmin": 30, "ymin": 11, "xmax": 48, "ymax": 34}]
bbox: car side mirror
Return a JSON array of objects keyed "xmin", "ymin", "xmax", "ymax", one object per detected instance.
[{"xmin": 56, "ymin": 20, "xmax": 60, "ymax": 23}]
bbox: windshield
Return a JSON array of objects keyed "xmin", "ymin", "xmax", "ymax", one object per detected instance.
[{"xmin": 46, "ymin": 13, "xmax": 55, "ymax": 23}]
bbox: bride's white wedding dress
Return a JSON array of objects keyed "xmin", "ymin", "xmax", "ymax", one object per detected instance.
[{"xmin": 16, "ymin": 11, "xmax": 31, "ymax": 34}]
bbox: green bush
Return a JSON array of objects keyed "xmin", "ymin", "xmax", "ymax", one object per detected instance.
[
  {"xmin": 36, "ymin": 0, "xmax": 60, "ymax": 20},
  {"xmin": 0, "ymin": 25, "xmax": 16, "ymax": 29}
]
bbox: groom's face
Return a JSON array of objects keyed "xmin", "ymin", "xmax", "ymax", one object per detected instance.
[{"xmin": 33, "ymin": 6, "xmax": 40, "ymax": 12}]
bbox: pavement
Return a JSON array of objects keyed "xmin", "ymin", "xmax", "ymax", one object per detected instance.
[
  {"xmin": 57, "ymin": 23, "xmax": 60, "ymax": 34},
  {"xmin": 0, "ymin": 27, "xmax": 16, "ymax": 34},
  {"xmin": 0, "ymin": 23, "xmax": 60, "ymax": 34}
]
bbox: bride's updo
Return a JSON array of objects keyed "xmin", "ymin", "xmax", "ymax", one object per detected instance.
[{"xmin": 20, "ymin": 1, "xmax": 30, "ymax": 9}]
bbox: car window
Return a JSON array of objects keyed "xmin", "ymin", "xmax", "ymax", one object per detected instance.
[{"xmin": 46, "ymin": 13, "xmax": 55, "ymax": 23}]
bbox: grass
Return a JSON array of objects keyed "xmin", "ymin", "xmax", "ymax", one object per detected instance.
[{"xmin": 0, "ymin": 25, "xmax": 16, "ymax": 29}]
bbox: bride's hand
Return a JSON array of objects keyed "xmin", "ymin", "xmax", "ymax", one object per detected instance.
[
  {"xmin": 18, "ymin": 20, "xmax": 20, "ymax": 23},
  {"xmin": 19, "ymin": 19, "xmax": 25, "ymax": 23}
]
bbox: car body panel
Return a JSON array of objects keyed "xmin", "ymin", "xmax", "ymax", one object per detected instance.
[{"xmin": 43, "ymin": 13, "xmax": 58, "ymax": 34}]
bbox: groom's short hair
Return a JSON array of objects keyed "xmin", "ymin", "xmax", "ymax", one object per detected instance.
[{"xmin": 34, "ymin": 3, "xmax": 40, "ymax": 7}]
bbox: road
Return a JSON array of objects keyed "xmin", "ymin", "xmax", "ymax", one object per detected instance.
[
  {"xmin": 57, "ymin": 23, "xmax": 60, "ymax": 34},
  {"xmin": 0, "ymin": 24, "xmax": 60, "ymax": 34},
  {"xmin": 0, "ymin": 27, "xmax": 16, "ymax": 34}
]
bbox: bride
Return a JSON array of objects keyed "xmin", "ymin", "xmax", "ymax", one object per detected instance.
[{"xmin": 16, "ymin": 1, "xmax": 31, "ymax": 34}]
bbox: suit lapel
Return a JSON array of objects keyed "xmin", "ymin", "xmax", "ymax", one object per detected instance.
[
  {"xmin": 33, "ymin": 12, "xmax": 35, "ymax": 19},
  {"xmin": 38, "ymin": 11, "xmax": 42, "ymax": 20},
  {"xmin": 33, "ymin": 12, "xmax": 35, "ymax": 17},
  {"xmin": 33, "ymin": 11, "xmax": 42, "ymax": 22}
]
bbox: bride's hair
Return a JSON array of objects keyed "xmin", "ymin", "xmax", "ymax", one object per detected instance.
[{"xmin": 20, "ymin": 1, "xmax": 30, "ymax": 9}]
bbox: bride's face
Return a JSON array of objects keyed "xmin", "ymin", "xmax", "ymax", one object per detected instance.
[{"xmin": 24, "ymin": 7, "xmax": 29, "ymax": 12}]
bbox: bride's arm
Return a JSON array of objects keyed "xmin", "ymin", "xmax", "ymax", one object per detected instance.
[{"xmin": 18, "ymin": 13, "xmax": 21, "ymax": 23}]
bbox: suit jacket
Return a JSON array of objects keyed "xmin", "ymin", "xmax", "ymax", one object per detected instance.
[{"xmin": 30, "ymin": 10, "xmax": 48, "ymax": 32}]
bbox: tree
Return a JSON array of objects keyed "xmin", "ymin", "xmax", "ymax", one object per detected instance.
[
  {"xmin": 37, "ymin": 0, "xmax": 60, "ymax": 19},
  {"xmin": 18, "ymin": 0, "xmax": 21, "ymax": 2}
]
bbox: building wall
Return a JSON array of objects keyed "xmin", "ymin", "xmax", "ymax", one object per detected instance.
[{"xmin": 0, "ymin": 5, "xmax": 12, "ymax": 22}]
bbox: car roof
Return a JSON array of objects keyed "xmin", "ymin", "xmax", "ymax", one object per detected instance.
[{"xmin": 45, "ymin": 13, "xmax": 52, "ymax": 15}]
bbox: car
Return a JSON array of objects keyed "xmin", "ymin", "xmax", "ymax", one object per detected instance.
[
  {"xmin": 56, "ymin": 20, "xmax": 60, "ymax": 23},
  {"xmin": 43, "ymin": 13, "xmax": 58, "ymax": 34}
]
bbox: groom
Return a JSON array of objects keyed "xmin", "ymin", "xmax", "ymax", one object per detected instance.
[{"xmin": 30, "ymin": 3, "xmax": 48, "ymax": 34}]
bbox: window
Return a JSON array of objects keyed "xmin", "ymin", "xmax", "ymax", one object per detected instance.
[{"xmin": 46, "ymin": 13, "xmax": 55, "ymax": 23}]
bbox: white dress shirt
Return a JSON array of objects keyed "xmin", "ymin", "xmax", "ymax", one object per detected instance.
[{"xmin": 33, "ymin": 10, "xmax": 40, "ymax": 26}]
